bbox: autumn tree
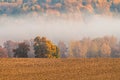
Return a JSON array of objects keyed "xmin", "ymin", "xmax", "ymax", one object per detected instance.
[
  {"xmin": 69, "ymin": 38, "xmax": 90, "ymax": 58},
  {"xmin": 4, "ymin": 40, "xmax": 18, "ymax": 57},
  {"xmin": 73, "ymin": 41, "xmax": 81, "ymax": 58},
  {"xmin": 34, "ymin": 36, "xmax": 59, "ymax": 58},
  {"xmin": 0, "ymin": 46, "xmax": 8, "ymax": 58},
  {"xmin": 111, "ymin": 46, "xmax": 120, "ymax": 58},
  {"xmin": 111, "ymin": 41, "xmax": 120, "ymax": 58},
  {"xmin": 103, "ymin": 36, "xmax": 117, "ymax": 48},
  {"xmin": 100, "ymin": 43, "xmax": 111, "ymax": 57},
  {"xmin": 23, "ymin": 40, "xmax": 35, "ymax": 58},
  {"xmin": 79, "ymin": 38, "xmax": 90, "ymax": 58},
  {"xmin": 87, "ymin": 41, "xmax": 99, "ymax": 58},
  {"xmin": 13, "ymin": 42, "xmax": 30, "ymax": 58},
  {"xmin": 58, "ymin": 41, "xmax": 68, "ymax": 58},
  {"xmin": 69, "ymin": 41, "xmax": 81, "ymax": 58}
]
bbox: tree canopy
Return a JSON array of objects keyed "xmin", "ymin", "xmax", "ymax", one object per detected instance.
[
  {"xmin": 13, "ymin": 42, "xmax": 30, "ymax": 58},
  {"xmin": 34, "ymin": 36, "xmax": 59, "ymax": 58}
]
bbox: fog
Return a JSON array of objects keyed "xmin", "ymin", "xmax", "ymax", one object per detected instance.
[{"xmin": 0, "ymin": 15, "xmax": 120, "ymax": 45}]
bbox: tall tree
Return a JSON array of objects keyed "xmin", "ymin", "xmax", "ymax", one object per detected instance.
[
  {"xmin": 13, "ymin": 42, "xmax": 30, "ymax": 58},
  {"xmin": 69, "ymin": 41, "xmax": 81, "ymax": 58},
  {"xmin": 0, "ymin": 46, "xmax": 8, "ymax": 58},
  {"xmin": 34, "ymin": 36, "xmax": 59, "ymax": 58},
  {"xmin": 58, "ymin": 41, "xmax": 68, "ymax": 58},
  {"xmin": 100, "ymin": 43, "xmax": 111, "ymax": 57},
  {"xmin": 4, "ymin": 40, "xmax": 18, "ymax": 57},
  {"xmin": 87, "ymin": 41, "xmax": 99, "ymax": 58}
]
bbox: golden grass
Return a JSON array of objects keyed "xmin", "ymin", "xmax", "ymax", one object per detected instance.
[{"xmin": 0, "ymin": 58, "xmax": 120, "ymax": 80}]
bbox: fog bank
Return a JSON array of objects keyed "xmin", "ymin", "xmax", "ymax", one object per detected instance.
[{"xmin": 0, "ymin": 15, "xmax": 120, "ymax": 45}]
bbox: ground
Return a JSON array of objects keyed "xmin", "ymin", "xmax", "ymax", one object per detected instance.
[{"xmin": 0, "ymin": 58, "xmax": 120, "ymax": 80}]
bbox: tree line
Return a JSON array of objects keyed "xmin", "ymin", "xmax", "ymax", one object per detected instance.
[
  {"xmin": 0, "ymin": 35, "xmax": 120, "ymax": 58},
  {"xmin": 1, "ymin": 36, "xmax": 59, "ymax": 58},
  {"xmin": 58, "ymin": 36, "xmax": 120, "ymax": 58}
]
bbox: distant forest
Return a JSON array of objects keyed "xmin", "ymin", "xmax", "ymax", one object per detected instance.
[{"xmin": 0, "ymin": 0, "xmax": 120, "ymax": 17}]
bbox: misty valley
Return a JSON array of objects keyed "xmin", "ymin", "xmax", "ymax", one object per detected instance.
[{"xmin": 1, "ymin": 0, "xmax": 120, "ymax": 80}]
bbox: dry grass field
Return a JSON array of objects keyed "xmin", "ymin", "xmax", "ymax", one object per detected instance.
[{"xmin": 0, "ymin": 58, "xmax": 120, "ymax": 80}]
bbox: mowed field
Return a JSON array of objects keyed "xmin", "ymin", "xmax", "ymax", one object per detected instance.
[{"xmin": 0, "ymin": 58, "xmax": 120, "ymax": 80}]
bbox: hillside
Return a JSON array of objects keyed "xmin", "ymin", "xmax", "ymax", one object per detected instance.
[
  {"xmin": 0, "ymin": 0, "xmax": 120, "ymax": 18},
  {"xmin": 0, "ymin": 58, "xmax": 120, "ymax": 80}
]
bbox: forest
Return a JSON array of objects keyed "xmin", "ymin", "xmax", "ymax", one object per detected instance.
[
  {"xmin": 0, "ymin": 35, "xmax": 120, "ymax": 58},
  {"xmin": 0, "ymin": 0, "xmax": 120, "ymax": 18}
]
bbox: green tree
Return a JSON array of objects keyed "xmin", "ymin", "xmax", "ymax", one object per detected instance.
[
  {"xmin": 34, "ymin": 36, "xmax": 59, "ymax": 58},
  {"xmin": 13, "ymin": 42, "xmax": 30, "ymax": 58}
]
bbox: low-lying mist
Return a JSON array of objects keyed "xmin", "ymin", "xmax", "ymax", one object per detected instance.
[{"xmin": 0, "ymin": 15, "xmax": 120, "ymax": 45}]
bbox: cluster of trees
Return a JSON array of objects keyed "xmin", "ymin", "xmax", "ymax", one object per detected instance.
[
  {"xmin": 1, "ymin": 36, "xmax": 59, "ymax": 58},
  {"xmin": 1, "ymin": 36, "xmax": 120, "ymax": 58},
  {"xmin": 58, "ymin": 36, "xmax": 120, "ymax": 58},
  {"xmin": 0, "ymin": 0, "xmax": 120, "ymax": 17}
]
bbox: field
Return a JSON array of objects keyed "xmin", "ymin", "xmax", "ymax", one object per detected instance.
[{"xmin": 0, "ymin": 58, "xmax": 120, "ymax": 80}]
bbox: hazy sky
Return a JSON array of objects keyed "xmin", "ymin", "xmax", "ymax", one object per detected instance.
[{"xmin": 0, "ymin": 15, "xmax": 120, "ymax": 46}]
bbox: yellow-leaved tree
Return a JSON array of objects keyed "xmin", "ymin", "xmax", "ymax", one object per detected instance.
[{"xmin": 34, "ymin": 36, "xmax": 59, "ymax": 58}]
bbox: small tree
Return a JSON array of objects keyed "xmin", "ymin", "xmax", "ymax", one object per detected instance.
[
  {"xmin": 34, "ymin": 36, "xmax": 59, "ymax": 58},
  {"xmin": 13, "ymin": 42, "xmax": 30, "ymax": 58}
]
